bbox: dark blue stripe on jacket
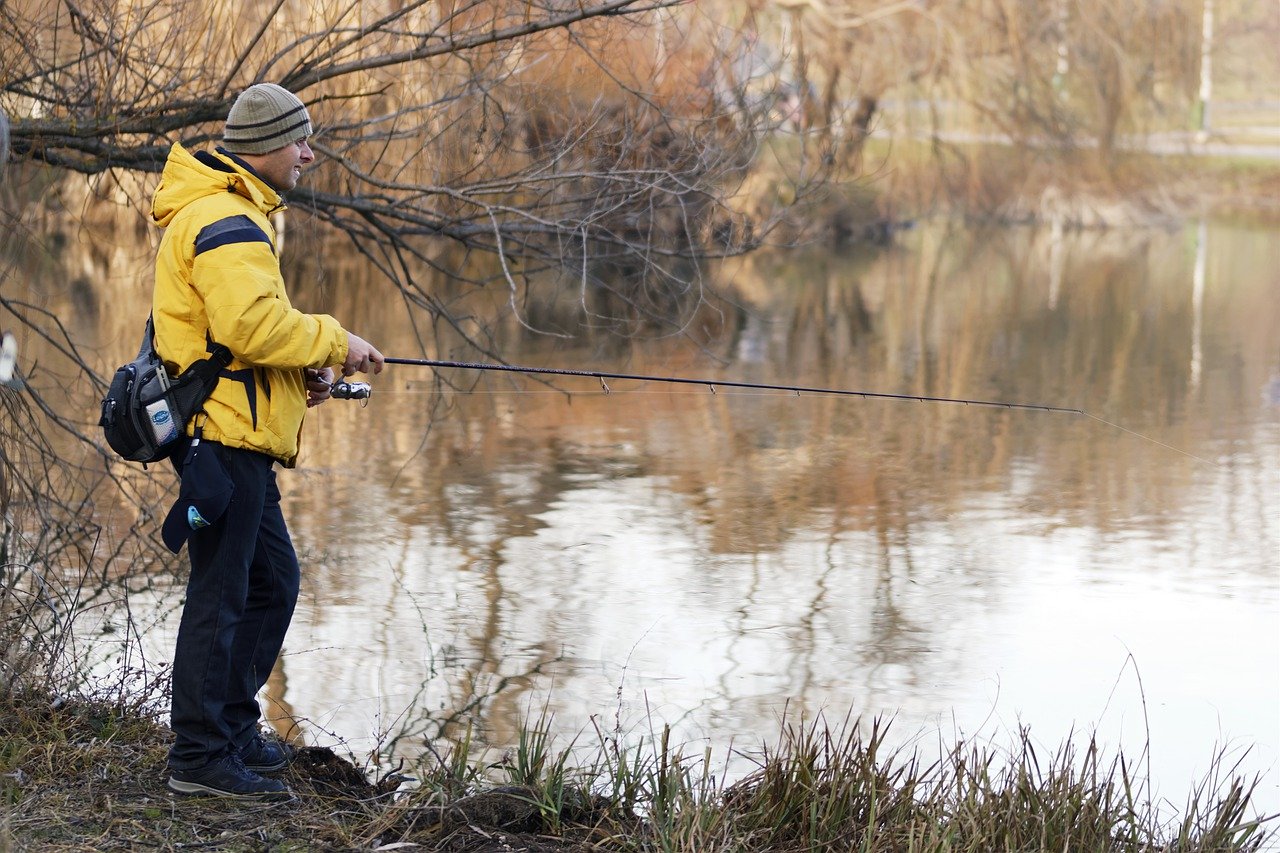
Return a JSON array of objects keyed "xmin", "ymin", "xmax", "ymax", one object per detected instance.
[{"xmin": 194, "ymin": 215, "xmax": 273, "ymax": 256}]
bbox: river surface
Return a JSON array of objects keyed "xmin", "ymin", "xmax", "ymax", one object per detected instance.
[{"xmin": 12, "ymin": 215, "xmax": 1280, "ymax": 820}]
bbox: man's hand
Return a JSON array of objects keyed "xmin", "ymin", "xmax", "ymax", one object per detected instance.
[
  {"xmin": 305, "ymin": 367, "xmax": 335, "ymax": 408},
  {"xmin": 343, "ymin": 333, "xmax": 385, "ymax": 377}
]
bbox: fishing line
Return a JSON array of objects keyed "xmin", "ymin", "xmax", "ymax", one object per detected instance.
[
  {"xmin": 369, "ymin": 356, "xmax": 1221, "ymax": 469},
  {"xmin": 1081, "ymin": 412, "xmax": 1222, "ymax": 469}
]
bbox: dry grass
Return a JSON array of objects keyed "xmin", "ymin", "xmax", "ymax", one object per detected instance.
[{"xmin": 1, "ymin": 678, "xmax": 1274, "ymax": 851}]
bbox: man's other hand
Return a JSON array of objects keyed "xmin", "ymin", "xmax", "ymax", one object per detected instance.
[
  {"xmin": 343, "ymin": 333, "xmax": 385, "ymax": 377},
  {"xmin": 305, "ymin": 367, "xmax": 335, "ymax": 408}
]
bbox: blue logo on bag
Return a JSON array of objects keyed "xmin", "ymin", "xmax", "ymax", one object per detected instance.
[
  {"xmin": 152, "ymin": 409, "xmax": 172, "ymax": 426},
  {"xmin": 187, "ymin": 506, "xmax": 210, "ymax": 530}
]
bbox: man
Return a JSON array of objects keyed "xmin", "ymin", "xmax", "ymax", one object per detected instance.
[{"xmin": 150, "ymin": 83, "xmax": 383, "ymax": 798}]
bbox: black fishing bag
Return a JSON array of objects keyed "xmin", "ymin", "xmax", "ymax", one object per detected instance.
[{"xmin": 98, "ymin": 317, "xmax": 232, "ymax": 464}]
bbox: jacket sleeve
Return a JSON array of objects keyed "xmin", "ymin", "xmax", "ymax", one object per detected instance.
[{"xmin": 190, "ymin": 214, "xmax": 349, "ymax": 369}]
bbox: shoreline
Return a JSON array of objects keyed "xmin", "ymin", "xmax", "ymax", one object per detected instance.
[{"xmin": 2, "ymin": 691, "xmax": 1275, "ymax": 852}]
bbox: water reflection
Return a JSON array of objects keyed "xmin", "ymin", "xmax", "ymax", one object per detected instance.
[{"xmin": 9, "ymin": 214, "xmax": 1278, "ymax": 815}]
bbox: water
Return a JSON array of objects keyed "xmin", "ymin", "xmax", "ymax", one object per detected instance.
[{"xmin": 12, "ymin": 216, "xmax": 1280, "ymax": 820}]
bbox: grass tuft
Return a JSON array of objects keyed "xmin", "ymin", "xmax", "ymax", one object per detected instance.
[{"xmin": 0, "ymin": 686, "xmax": 1276, "ymax": 852}]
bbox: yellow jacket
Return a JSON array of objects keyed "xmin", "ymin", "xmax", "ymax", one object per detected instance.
[{"xmin": 151, "ymin": 143, "xmax": 348, "ymax": 467}]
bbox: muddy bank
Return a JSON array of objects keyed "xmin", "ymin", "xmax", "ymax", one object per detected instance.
[
  {"xmin": 3, "ymin": 734, "xmax": 625, "ymax": 851},
  {"xmin": 0, "ymin": 695, "xmax": 622, "ymax": 851}
]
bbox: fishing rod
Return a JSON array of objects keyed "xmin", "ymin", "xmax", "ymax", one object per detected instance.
[
  {"xmin": 327, "ymin": 357, "xmax": 1219, "ymax": 467},
  {"xmin": 350, "ymin": 356, "xmax": 1086, "ymax": 415}
]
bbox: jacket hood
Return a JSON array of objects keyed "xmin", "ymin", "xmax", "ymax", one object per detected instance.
[{"xmin": 152, "ymin": 143, "xmax": 282, "ymax": 227}]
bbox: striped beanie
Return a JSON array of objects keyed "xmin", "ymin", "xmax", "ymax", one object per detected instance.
[{"xmin": 222, "ymin": 83, "xmax": 312, "ymax": 155}]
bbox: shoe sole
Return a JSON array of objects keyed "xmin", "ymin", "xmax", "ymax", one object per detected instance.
[{"xmin": 167, "ymin": 777, "xmax": 293, "ymax": 800}]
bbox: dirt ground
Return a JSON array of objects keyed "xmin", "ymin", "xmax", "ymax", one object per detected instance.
[{"xmin": 0, "ymin": 698, "xmax": 633, "ymax": 852}]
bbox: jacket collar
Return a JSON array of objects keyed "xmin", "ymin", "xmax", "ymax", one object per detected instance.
[
  {"xmin": 153, "ymin": 142, "xmax": 287, "ymax": 227},
  {"xmin": 198, "ymin": 147, "xmax": 285, "ymax": 213}
]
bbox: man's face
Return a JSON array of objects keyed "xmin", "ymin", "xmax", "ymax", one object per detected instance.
[{"xmin": 252, "ymin": 138, "xmax": 314, "ymax": 192}]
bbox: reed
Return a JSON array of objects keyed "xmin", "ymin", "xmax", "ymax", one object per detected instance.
[{"xmin": 0, "ymin": 672, "xmax": 1275, "ymax": 851}]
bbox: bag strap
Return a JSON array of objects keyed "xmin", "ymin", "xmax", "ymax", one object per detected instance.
[
  {"xmin": 167, "ymin": 343, "xmax": 233, "ymax": 417},
  {"xmin": 138, "ymin": 315, "xmax": 158, "ymax": 359},
  {"xmin": 149, "ymin": 313, "xmax": 235, "ymax": 419}
]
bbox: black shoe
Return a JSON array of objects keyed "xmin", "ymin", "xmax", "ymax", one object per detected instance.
[
  {"xmin": 240, "ymin": 733, "xmax": 296, "ymax": 773},
  {"xmin": 168, "ymin": 751, "xmax": 292, "ymax": 799}
]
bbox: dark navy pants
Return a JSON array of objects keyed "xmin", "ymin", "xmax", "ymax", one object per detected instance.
[{"xmin": 167, "ymin": 439, "xmax": 300, "ymax": 770}]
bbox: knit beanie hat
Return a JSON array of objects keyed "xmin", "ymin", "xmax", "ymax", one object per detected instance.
[{"xmin": 222, "ymin": 83, "xmax": 313, "ymax": 155}]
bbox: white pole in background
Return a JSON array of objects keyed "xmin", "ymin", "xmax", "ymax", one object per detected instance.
[{"xmin": 1196, "ymin": 0, "xmax": 1214, "ymax": 144}]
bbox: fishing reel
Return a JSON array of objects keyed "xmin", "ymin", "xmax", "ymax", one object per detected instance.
[{"xmin": 330, "ymin": 381, "xmax": 372, "ymax": 405}]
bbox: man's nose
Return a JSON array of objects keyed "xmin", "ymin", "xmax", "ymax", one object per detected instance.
[{"xmin": 299, "ymin": 140, "xmax": 314, "ymax": 163}]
